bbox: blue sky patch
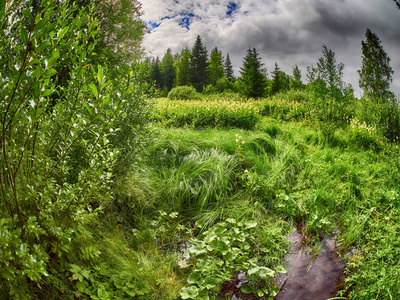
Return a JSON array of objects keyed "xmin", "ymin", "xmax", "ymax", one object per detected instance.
[
  {"xmin": 227, "ymin": 2, "xmax": 238, "ymax": 16},
  {"xmin": 144, "ymin": 21, "xmax": 161, "ymax": 31},
  {"xmin": 178, "ymin": 13, "xmax": 195, "ymax": 29}
]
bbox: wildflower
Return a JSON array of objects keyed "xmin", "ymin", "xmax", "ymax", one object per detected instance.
[
  {"xmin": 244, "ymin": 169, "xmax": 249, "ymax": 174},
  {"xmin": 236, "ymin": 139, "xmax": 239, "ymax": 143},
  {"xmin": 242, "ymin": 141, "xmax": 245, "ymax": 144}
]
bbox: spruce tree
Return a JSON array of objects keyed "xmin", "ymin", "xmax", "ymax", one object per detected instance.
[
  {"xmin": 161, "ymin": 48, "xmax": 176, "ymax": 91},
  {"xmin": 149, "ymin": 57, "xmax": 162, "ymax": 88},
  {"xmin": 190, "ymin": 35, "xmax": 209, "ymax": 92},
  {"xmin": 238, "ymin": 48, "xmax": 266, "ymax": 98},
  {"xmin": 207, "ymin": 47, "xmax": 225, "ymax": 86},
  {"xmin": 358, "ymin": 28, "xmax": 394, "ymax": 101},
  {"xmin": 224, "ymin": 53, "xmax": 235, "ymax": 82},
  {"xmin": 175, "ymin": 48, "xmax": 192, "ymax": 86},
  {"xmin": 269, "ymin": 63, "xmax": 281, "ymax": 95}
]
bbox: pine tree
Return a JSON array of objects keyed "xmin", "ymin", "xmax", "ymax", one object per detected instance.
[
  {"xmin": 175, "ymin": 48, "xmax": 192, "ymax": 86},
  {"xmin": 207, "ymin": 47, "xmax": 225, "ymax": 86},
  {"xmin": 190, "ymin": 35, "xmax": 209, "ymax": 92},
  {"xmin": 224, "ymin": 53, "xmax": 235, "ymax": 82},
  {"xmin": 358, "ymin": 28, "xmax": 394, "ymax": 101},
  {"xmin": 161, "ymin": 48, "xmax": 176, "ymax": 91},
  {"xmin": 238, "ymin": 48, "xmax": 266, "ymax": 98}
]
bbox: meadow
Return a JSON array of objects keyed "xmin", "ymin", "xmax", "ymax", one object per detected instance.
[{"xmin": 88, "ymin": 94, "xmax": 400, "ymax": 299}]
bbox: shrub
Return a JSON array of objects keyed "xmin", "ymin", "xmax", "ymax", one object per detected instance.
[
  {"xmin": 0, "ymin": 1, "xmax": 147, "ymax": 297},
  {"xmin": 167, "ymin": 86, "xmax": 199, "ymax": 100}
]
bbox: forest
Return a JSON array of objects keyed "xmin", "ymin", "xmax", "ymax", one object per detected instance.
[{"xmin": 1, "ymin": 0, "xmax": 400, "ymax": 299}]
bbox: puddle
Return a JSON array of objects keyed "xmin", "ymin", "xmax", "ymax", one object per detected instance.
[{"xmin": 275, "ymin": 227, "xmax": 346, "ymax": 300}]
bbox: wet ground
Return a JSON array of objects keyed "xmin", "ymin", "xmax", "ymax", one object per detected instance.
[{"xmin": 274, "ymin": 228, "xmax": 346, "ymax": 300}]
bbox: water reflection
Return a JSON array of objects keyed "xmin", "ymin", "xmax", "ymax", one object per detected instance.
[{"xmin": 275, "ymin": 228, "xmax": 346, "ymax": 300}]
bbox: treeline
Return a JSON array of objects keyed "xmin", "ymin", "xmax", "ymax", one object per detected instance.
[
  {"xmin": 146, "ymin": 30, "xmax": 396, "ymax": 105},
  {"xmin": 147, "ymin": 30, "xmax": 399, "ymax": 144},
  {"xmin": 145, "ymin": 35, "xmax": 305, "ymax": 97}
]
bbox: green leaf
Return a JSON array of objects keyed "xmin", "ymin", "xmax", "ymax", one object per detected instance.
[
  {"xmin": 275, "ymin": 265, "xmax": 287, "ymax": 274},
  {"xmin": 34, "ymin": 18, "xmax": 49, "ymax": 33},
  {"xmin": 44, "ymin": 68, "xmax": 57, "ymax": 78},
  {"xmin": 256, "ymin": 289, "xmax": 265, "ymax": 297},
  {"xmin": 189, "ymin": 242, "xmax": 207, "ymax": 256},
  {"xmin": 21, "ymin": 27, "xmax": 29, "ymax": 45},
  {"xmin": 36, "ymin": 41, "xmax": 51, "ymax": 53},
  {"xmin": 244, "ymin": 221, "xmax": 257, "ymax": 229},
  {"xmin": 226, "ymin": 218, "xmax": 236, "ymax": 224},
  {"xmin": 258, "ymin": 267, "xmax": 275, "ymax": 279},
  {"xmin": 187, "ymin": 272, "xmax": 201, "ymax": 284},
  {"xmin": 48, "ymin": 50, "xmax": 60, "ymax": 67},
  {"xmin": 205, "ymin": 277, "xmax": 218, "ymax": 289},
  {"xmin": 58, "ymin": 26, "xmax": 69, "ymax": 40},
  {"xmin": 241, "ymin": 283, "xmax": 253, "ymax": 294},
  {"xmin": 88, "ymin": 83, "xmax": 98, "ymax": 98},
  {"xmin": 97, "ymin": 65, "xmax": 104, "ymax": 84},
  {"xmin": 180, "ymin": 286, "xmax": 199, "ymax": 299}
]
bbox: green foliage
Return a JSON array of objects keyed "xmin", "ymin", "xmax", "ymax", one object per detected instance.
[
  {"xmin": 0, "ymin": 0, "xmax": 149, "ymax": 297},
  {"xmin": 161, "ymin": 48, "xmax": 177, "ymax": 91},
  {"xmin": 148, "ymin": 57, "xmax": 162, "ymax": 88},
  {"xmin": 224, "ymin": 53, "xmax": 235, "ymax": 82},
  {"xmin": 155, "ymin": 98, "xmax": 260, "ymax": 130},
  {"xmin": 290, "ymin": 65, "xmax": 304, "ymax": 90},
  {"xmin": 358, "ymin": 28, "xmax": 393, "ymax": 101},
  {"xmin": 75, "ymin": 0, "xmax": 145, "ymax": 65},
  {"xmin": 191, "ymin": 35, "xmax": 209, "ymax": 92},
  {"xmin": 307, "ymin": 45, "xmax": 354, "ymax": 142},
  {"xmin": 175, "ymin": 48, "xmax": 192, "ymax": 87},
  {"xmin": 180, "ymin": 219, "xmax": 285, "ymax": 299},
  {"xmin": 215, "ymin": 76, "xmax": 237, "ymax": 93},
  {"xmin": 238, "ymin": 48, "xmax": 267, "ymax": 98},
  {"xmin": 269, "ymin": 63, "xmax": 290, "ymax": 96},
  {"xmin": 260, "ymin": 98, "xmax": 308, "ymax": 121},
  {"xmin": 168, "ymin": 86, "xmax": 199, "ymax": 100},
  {"xmin": 207, "ymin": 47, "xmax": 225, "ymax": 86}
]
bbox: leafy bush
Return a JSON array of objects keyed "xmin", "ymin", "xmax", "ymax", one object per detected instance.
[
  {"xmin": 168, "ymin": 86, "xmax": 200, "ymax": 100},
  {"xmin": 0, "ymin": 1, "xmax": 148, "ymax": 297}
]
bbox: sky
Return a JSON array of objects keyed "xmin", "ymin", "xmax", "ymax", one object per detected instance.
[{"xmin": 140, "ymin": 0, "xmax": 400, "ymax": 97}]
